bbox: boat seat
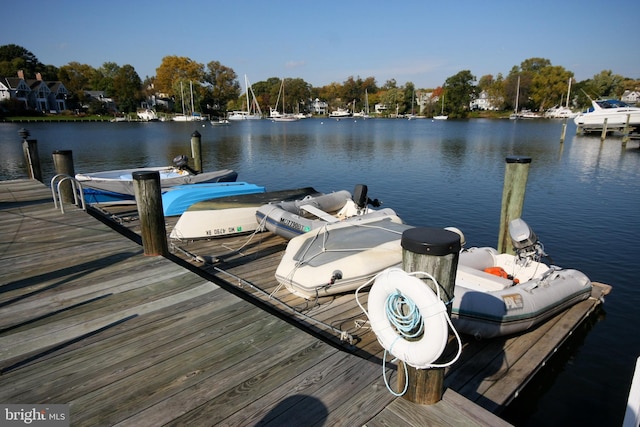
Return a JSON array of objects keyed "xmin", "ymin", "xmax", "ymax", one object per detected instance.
[
  {"xmin": 300, "ymin": 204, "xmax": 339, "ymax": 223},
  {"xmin": 456, "ymin": 264, "xmax": 514, "ymax": 292}
]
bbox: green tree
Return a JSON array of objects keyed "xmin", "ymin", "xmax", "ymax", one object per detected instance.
[
  {"xmin": 0, "ymin": 44, "xmax": 48, "ymax": 79},
  {"xmin": 202, "ymin": 61, "xmax": 240, "ymax": 115},
  {"xmin": 530, "ymin": 66, "xmax": 573, "ymax": 111},
  {"xmin": 113, "ymin": 64, "xmax": 142, "ymax": 113},
  {"xmin": 58, "ymin": 62, "xmax": 98, "ymax": 109},
  {"xmin": 444, "ymin": 70, "xmax": 476, "ymax": 118}
]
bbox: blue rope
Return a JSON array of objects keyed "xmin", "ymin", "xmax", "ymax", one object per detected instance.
[{"xmin": 385, "ymin": 290, "xmax": 424, "ymax": 340}]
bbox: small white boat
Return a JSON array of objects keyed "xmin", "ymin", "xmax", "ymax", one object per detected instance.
[
  {"xmin": 275, "ymin": 211, "xmax": 411, "ymax": 299},
  {"xmin": 210, "ymin": 118, "xmax": 230, "ymax": 126},
  {"xmin": 136, "ymin": 109, "xmax": 159, "ymax": 121},
  {"xmin": 574, "ymin": 99, "xmax": 640, "ymax": 132},
  {"xmin": 169, "ymin": 187, "xmax": 321, "ymax": 240},
  {"xmin": 329, "ymin": 107, "xmax": 352, "ymax": 119},
  {"xmin": 544, "ymin": 105, "xmax": 576, "ymax": 119},
  {"xmin": 76, "ymin": 155, "xmax": 237, "ymax": 202},
  {"xmin": 451, "ymin": 219, "xmax": 592, "ymax": 339},
  {"xmin": 255, "ymin": 185, "xmax": 383, "ymax": 240}
]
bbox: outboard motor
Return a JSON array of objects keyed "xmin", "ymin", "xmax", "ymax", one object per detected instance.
[
  {"xmin": 508, "ymin": 218, "xmax": 549, "ymax": 264},
  {"xmin": 172, "ymin": 154, "xmax": 198, "ymax": 175},
  {"xmin": 353, "ymin": 184, "xmax": 381, "ymax": 212}
]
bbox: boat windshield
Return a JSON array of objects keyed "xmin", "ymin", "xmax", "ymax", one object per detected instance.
[{"xmin": 596, "ymin": 99, "xmax": 630, "ymax": 109}]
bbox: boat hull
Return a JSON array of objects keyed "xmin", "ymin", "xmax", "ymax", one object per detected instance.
[
  {"xmin": 169, "ymin": 187, "xmax": 321, "ymax": 239},
  {"xmin": 162, "ymin": 182, "xmax": 265, "ymax": 216},
  {"xmin": 255, "ymin": 191, "xmax": 353, "ymax": 239},
  {"xmin": 77, "ymin": 167, "xmax": 237, "ymax": 203},
  {"xmin": 275, "ymin": 214, "xmax": 412, "ymax": 299},
  {"xmin": 451, "ymin": 247, "xmax": 592, "ymax": 339}
]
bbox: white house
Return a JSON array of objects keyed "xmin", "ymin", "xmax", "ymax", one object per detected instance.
[
  {"xmin": 310, "ymin": 98, "xmax": 327, "ymax": 115},
  {"xmin": 470, "ymin": 90, "xmax": 500, "ymax": 111},
  {"xmin": 621, "ymin": 90, "xmax": 640, "ymax": 105}
]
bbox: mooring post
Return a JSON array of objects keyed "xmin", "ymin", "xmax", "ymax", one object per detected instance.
[
  {"xmin": 398, "ymin": 227, "xmax": 461, "ymax": 405},
  {"xmin": 133, "ymin": 171, "xmax": 168, "ymax": 256},
  {"xmin": 498, "ymin": 156, "xmax": 531, "ymax": 254},
  {"xmin": 52, "ymin": 150, "xmax": 76, "ymax": 203},
  {"xmin": 18, "ymin": 128, "xmax": 42, "ymax": 182},
  {"xmin": 191, "ymin": 130, "xmax": 202, "ymax": 173},
  {"xmin": 600, "ymin": 118, "xmax": 608, "ymax": 142},
  {"xmin": 622, "ymin": 113, "xmax": 631, "ymax": 147},
  {"xmin": 560, "ymin": 118, "xmax": 568, "ymax": 143}
]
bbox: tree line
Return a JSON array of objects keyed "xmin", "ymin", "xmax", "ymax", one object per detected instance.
[{"xmin": 1, "ymin": 44, "xmax": 638, "ymax": 118}]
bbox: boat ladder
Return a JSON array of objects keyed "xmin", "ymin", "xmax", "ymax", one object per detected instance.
[{"xmin": 51, "ymin": 174, "xmax": 86, "ymax": 213}]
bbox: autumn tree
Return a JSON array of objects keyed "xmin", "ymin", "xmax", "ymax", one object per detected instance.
[{"xmin": 155, "ymin": 56, "xmax": 205, "ymax": 104}]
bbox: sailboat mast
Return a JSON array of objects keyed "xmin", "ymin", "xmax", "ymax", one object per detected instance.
[
  {"xmin": 180, "ymin": 81, "xmax": 186, "ymax": 115},
  {"xmin": 245, "ymin": 75, "xmax": 251, "ymax": 114},
  {"xmin": 515, "ymin": 75, "xmax": 520, "ymax": 114},
  {"xmin": 190, "ymin": 81, "xmax": 195, "ymax": 115},
  {"xmin": 566, "ymin": 78, "xmax": 572, "ymax": 109}
]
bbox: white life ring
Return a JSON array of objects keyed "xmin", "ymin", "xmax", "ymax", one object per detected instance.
[{"xmin": 368, "ymin": 268, "xmax": 449, "ymax": 369}]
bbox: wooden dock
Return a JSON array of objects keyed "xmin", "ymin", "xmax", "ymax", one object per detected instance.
[{"xmin": 0, "ymin": 180, "xmax": 611, "ymax": 426}]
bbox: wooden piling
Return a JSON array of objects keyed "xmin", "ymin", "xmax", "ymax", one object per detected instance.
[
  {"xmin": 398, "ymin": 227, "xmax": 461, "ymax": 405},
  {"xmin": 133, "ymin": 171, "xmax": 168, "ymax": 256},
  {"xmin": 52, "ymin": 150, "xmax": 76, "ymax": 203},
  {"xmin": 560, "ymin": 119, "xmax": 568, "ymax": 143},
  {"xmin": 498, "ymin": 156, "xmax": 531, "ymax": 254},
  {"xmin": 600, "ymin": 118, "xmax": 608, "ymax": 141},
  {"xmin": 622, "ymin": 113, "xmax": 631, "ymax": 146},
  {"xmin": 19, "ymin": 129, "xmax": 42, "ymax": 182},
  {"xmin": 191, "ymin": 131, "xmax": 202, "ymax": 173}
]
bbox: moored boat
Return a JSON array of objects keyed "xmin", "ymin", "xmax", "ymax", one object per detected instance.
[
  {"xmin": 329, "ymin": 107, "xmax": 352, "ymax": 119},
  {"xmin": 169, "ymin": 187, "xmax": 322, "ymax": 239},
  {"xmin": 451, "ymin": 218, "xmax": 592, "ymax": 339},
  {"xmin": 77, "ymin": 155, "xmax": 237, "ymax": 203},
  {"xmin": 255, "ymin": 184, "xmax": 383, "ymax": 240},
  {"xmin": 574, "ymin": 99, "xmax": 640, "ymax": 133},
  {"xmin": 274, "ymin": 212, "xmax": 412, "ymax": 299},
  {"xmin": 162, "ymin": 182, "xmax": 265, "ymax": 216}
]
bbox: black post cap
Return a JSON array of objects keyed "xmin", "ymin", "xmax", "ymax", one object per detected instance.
[
  {"xmin": 401, "ymin": 227, "xmax": 461, "ymax": 256},
  {"xmin": 132, "ymin": 171, "xmax": 161, "ymax": 181},
  {"xmin": 505, "ymin": 155, "xmax": 532, "ymax": 164},
  {"xmin": 191, "ymin": 130, "xmax": 201, "ymax": 137}
]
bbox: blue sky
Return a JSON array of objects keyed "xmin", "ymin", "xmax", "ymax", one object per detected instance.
[{"xmin": 2, "ymin": 0, "xmax": 638, "ymax": 88}]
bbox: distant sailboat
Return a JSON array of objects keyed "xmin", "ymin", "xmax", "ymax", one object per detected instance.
[
  {"xmin": 433, "ymin": 90, "xmax": 448, "ymax": 120},
  {"xmin": 271, "ymin": 78, "xmax": 299, "ymax": 122},
  {"xmin": 173, "ymin": 81, "xmax": 205, "ymax": 121},
  {"xmin": 228, "ymin": 75, "xmax": 263, "ymax": 121},
  {"xmin": 509, "ymin": 76, "xmax": 521, "ymax": 120}
]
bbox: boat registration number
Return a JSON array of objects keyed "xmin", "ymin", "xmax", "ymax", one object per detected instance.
[
  {"xmin": 205, "ymin": 227, "xmax": 242, "ymax": 236},
  {"xmin": 502, "ymin": 293, "xmax": 524, "ymax": 310}
]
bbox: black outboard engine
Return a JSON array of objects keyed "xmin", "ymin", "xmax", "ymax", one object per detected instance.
[
  {"xmin": 508, "ymin": 218, "xmax": 549, "ymax": 264},
  {"xmin": 353, "ymin": 184, "xmax": 381, "ymax": 211},
  {"xmin": 172, "ymin": 154, "xmax": 198, "ymax": 175}
]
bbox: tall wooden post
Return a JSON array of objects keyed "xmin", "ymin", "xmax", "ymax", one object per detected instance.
[
  {"xmin": 622, "ymin": 113, "xmax": 631, "ymax": 147},
  {"xmin": 19, "ymin": 128, "xmax": 42, "ymax": 182},
  {"xmin": 600, "ymin": 118, "xmax": 608, "ymax": 142},
  {"xmin": 398, "ymin": 227, "xmax": 461, "ymax": 405},
  {"xmin": 560, "ymin": 118, "xmax": 568, "ymax": 143},
  {"xmin": 191, "ymin": 130, "xmax": 202, "ymax": 173},
  {"xmin": 52, "ymin": 150, "xmax": 76, "ymax": 203},
  {"xmin": 133, "ymin": 171, "xmax": 168, "ymax": 256},
  {"xmin": 498, "ymin": 156, "xmax": 531, "ymax": 254}
]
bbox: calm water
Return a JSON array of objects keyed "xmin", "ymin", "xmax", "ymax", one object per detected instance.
[{"xmin": 1, "ymin": 118, "xmax": 639, "ymax": 426}]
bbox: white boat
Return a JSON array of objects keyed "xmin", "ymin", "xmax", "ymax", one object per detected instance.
[
  {"xmin": 256, "ymin": 185, "xmax": 385, "ymax": 240},
  {"xmin": 573, "ymin": 98, "xmax": 640, "ymax": 133},
  {"xmin": 136, "ymin": 109, "xmax": 158, "ymax": 121},
  {"xmin": 544, "ymin": 78, "xmax": 577, "ymax": 119},
  {"xmin": 274, "ymin": 212, "xmax": 411, "ymax": 299},
  {"xmin": 544, "ymin": 106, "xmax": 576, "ymax": 119},
  {"xmin": 353, "ymin": 90, "xmax": 372, "ymax": 119},
  {"xmin": 76, "ymin": 155, "xmax": 237, "ymax": 202},
  {"xmin": 228, "ymin": 75, "xmax": 263, "ymax": 121},
  {"xmin": 173, "ymin": 81, "xmax": 206, "ymax": 121},
  {"xmin": 451, "ymin": 218, "xmax": 592, "ymax": 339},
  {"xmin": 169, "ymin": 187, "xmax": 321, "ymax": 240},
  {"xmin": 270, "ymin": 79, "xmax": 299, "ymax": 122},
  {"xmin": 210, "ymin": 118, "xmax": 230, "ymax": 126},
  {"xmin": 433, "ymin": 91, "xmax": 448, "ymax": 120},
  {"xmin": 329, "ymin": 107, "xmax": 352, "ymax": 119}
]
